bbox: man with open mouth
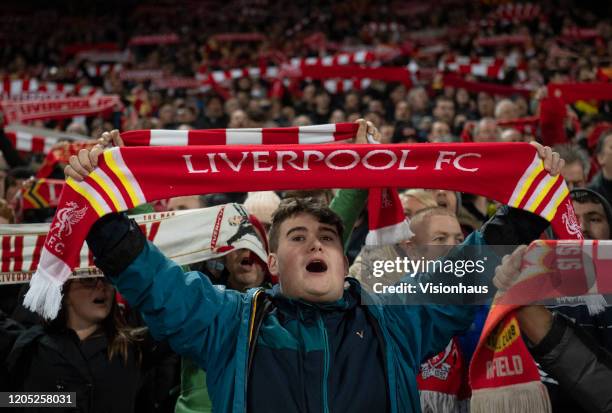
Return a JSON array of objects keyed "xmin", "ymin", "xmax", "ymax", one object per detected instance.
[{"xmin": 69, "ymin": 122, "xmax": 564, "ymax": 413}]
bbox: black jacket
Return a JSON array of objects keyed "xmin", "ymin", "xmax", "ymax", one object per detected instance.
[
  {"xmin": 0, "ymin": 311, "xmax": 24, "ymax": 390},
  {"xmin": 529, "ymin": 312, "xmax": 612, "ymax": 413},
  {"xmin": 7, "ymin": 325, "xmax": 142, "ymax": 413}
]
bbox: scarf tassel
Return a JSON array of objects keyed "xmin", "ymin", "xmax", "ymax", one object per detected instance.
[
  {"xmin": 419, "ymin": 390, "xmax": 469, "ymax": 413},
  {"xmin": 470, "ymin": 382, "xmax": 552, "ymax": 413},
  {"xmin": 23, "ymin": 269, "xmax": 64, "ymax": 320}
]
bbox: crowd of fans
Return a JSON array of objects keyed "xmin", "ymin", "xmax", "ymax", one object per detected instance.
[{"xmin": 1, "ymin": 0, "xmax": 612, "ymax": 412}]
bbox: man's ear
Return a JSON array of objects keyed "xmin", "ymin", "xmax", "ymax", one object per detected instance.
[
  {"xmin": 268, "ymin": 253, "xmax": 279, "ymax": 276},
  {"xmin": 343, "ymin": 255, "xmax": 349, "ymax": 275},
  {"xmin": 597, "ymin": 152, "xmax": 605, "ymax": 167}
]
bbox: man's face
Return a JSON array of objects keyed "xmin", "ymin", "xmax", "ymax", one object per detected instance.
[
  {"xmin": 500, "ymin": 129, "xmax": 522, "ymax": 142},
  {"xmin": 345, "ymin": 94, "xmax": 359, "ymax": 111},
  {"xmin": 429, "ymin": 121, "xmax": 451, "ymax": 142},
  {"xmin": 268, "ymin": 213, "xmax": 347, "ymax": 302},
  {"xmin": 410, "ymin": 215, "xmax": 464, "ymax": 259},
  {"xmin": 433, "ymin": 101, "xmax": 455, "ymax": 124},
  {"xmin": 474, "ymin": 120, "xmax": 499, "ymax": 142},
  {"xmin": 394, "ymin": 101, "xmax": 410, "ymax": 121},
  {"xmin": 410, "ymin": 88, "xmax": 429, "ymax": 111},
  {"xmin": 561, "ymin": 161, "xmax": 586, "ymax": 190},
  {"xmin": 495, "ymin": 101, "xmax": 518, "ymax": 121},
  {"xmin": 402, "ymin": 196, "xmax": 428, "ymax": 219},
  {"xmin": 207, "ymin": 98, "xmax": 224, "ymax": 117},
  {"xmin": 159, "ymin": 105, "xmax": 175, "ymax": 124},
  {"xmin": 597, "ymin": 134, "xmax": 612, "ymax": 172},
  {"xmin": 224, "ymin": 249, "xmax": 266, "ymax": 291},
  {"xmin": 167, "ymin": 195, "xmax": 202, "ymax": 211},
  {"xmin": 229, "ymin": 110, "xmax": 248, "ymax": 128},
  {"xmin": 315, "ymin": 93, "xmax": 331, "ymax": 110},
  {"xmin": 477, "ymin": 93, "xmax": 494, "ymax": 117},
  {"xmin": 573, "ymin": 201, "xmax": 610, "ymax": 240},
  {"xmin": 427, "ymin": 189, "xmax": 457, "ymax": 213}
]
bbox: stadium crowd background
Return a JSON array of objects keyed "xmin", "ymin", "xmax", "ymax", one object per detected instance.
[{"xmin": 0, "ymin": 0, "xmax": 611, "ymax": 412}]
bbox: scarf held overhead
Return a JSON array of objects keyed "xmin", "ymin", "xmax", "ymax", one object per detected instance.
[
  {"xmin": 119, "ymin": 124, "xmax": 410, "ymax": 246},
  {"xmin": 25, "ymin": 134, "xmax": 578, "ymax": 320},
  {"xmin": 0, "ymin": 95, "xmax": 120, "ymax": 123},
  {"xmin": 23, "ymin": 125, "xmax": 581, "ymax": 413}
]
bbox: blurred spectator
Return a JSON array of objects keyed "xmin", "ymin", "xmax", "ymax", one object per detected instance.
[
  {"xmin": 589, "ymin": 130, "xmax": 612, "ymax": 206},
  {"xmin": 7, "ymin": 277, "xmax": 179, "ymax": 413},
  {"xmin": 196, "ymin": 96, "xmax": 227, "ymax": 129},
  {"xmin": 476, "ymin": 93, "xmax": 495, "ymax": 118},
  {"xmin": 473, "ymin": 118, "xmax": 500, "ymax": 142},
  {"xmin": 554, "ymin": 144, "xmax": 590, "ymax": 190},
  {"xmin": 311, "ymin": 90, "xmax": 332, "ymax": 124},
  {"xmin": 408, "ymin": 207, "xmax": 464, "ymax": 259},
  {"xmin": 167, "ymin": 196, "xmax": 207, "ymax": 211},
  {"xmin": 494, "ymin": 99, "xmax": 519, "ymax": 121},
  {"xmin": 500, "ymin": 128, "xmax": 523, "ymax": 142},
  {"xmin": 399, "ymin": 189, "xmax": 437, "ymax": 219},
  {"xmin": 66, "ymin": 121, "xmax": 89, "ymax": 136},
  {"xmin": 432, "ymin": 96, "xmax": 455, "ymax": 126},
  {"xmin": 407, "ymin": 87, "xmax": 429, "ymax": 126},
  {"xmin": 283, "ymin": 189, "xmax": 334, "ymax": 205},
  {"xmin": 329, "ymin": 109, "xmax": 346, "ymax": 124},
  {"xmin": 426, "ymin": 189, "xmax": 459, "ymax": 213},
  {"xmin": 428, "ymin": 121, "xmax": 452, "ymax": 142},
  {"xmin": 243, "ymin": 191, "xmax": 281, "ymax": 232},
  {"xmin": 158, "ymin": 104, "xmax": 177, "ymax": 129},
  {"xmin": 0, "ymin": 199, "xmax": 15, "ymax": 224},
  {"xmin": 228, "ymin": 109, "xmax": 250, "ymax": 128},
  {"xmin": 5, "ymin": 167, "xmax": 34, "ymax": 203}
]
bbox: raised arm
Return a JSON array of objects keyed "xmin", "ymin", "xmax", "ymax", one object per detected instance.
[
  {"xmin": 64, "ymin": 133, "xmax": 249, "ymax": 371},
  {"xmin": 494, "ymin": 245, "xmax": 612, "ymax": 413},
  {"xmin": 86, "ymin": 212, "xmax": 248, "ymax": 370}
]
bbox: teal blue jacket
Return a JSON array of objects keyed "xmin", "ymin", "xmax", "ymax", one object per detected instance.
[{"xmin": 112, "ymin": 232, "xmax": 486, "ymax": 412}]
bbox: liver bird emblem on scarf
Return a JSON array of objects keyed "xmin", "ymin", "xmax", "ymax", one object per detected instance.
[{"xmin": 51, "ymin": 201, "xmax": 88, "ymax": 238}]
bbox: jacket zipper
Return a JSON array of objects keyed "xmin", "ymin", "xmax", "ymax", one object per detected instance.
[
  {"xmin": 318, "ymin": 315, "xmax": 330, "ymax": 413},
  {"xmin": 365, "ymin": 310, "xmax": 392, "ymax": 412},
  {"xmin": 244, "ymin": 290, "xmax": 273, "ymax": 413},
  {"xmin": 244, "ymin": 290, "xmax": 261, "ymax": 413}
]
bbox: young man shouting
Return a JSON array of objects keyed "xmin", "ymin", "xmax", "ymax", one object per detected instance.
[{"xmin": 67, "ymin": 125, "xmax": 563, "ymax": 413}]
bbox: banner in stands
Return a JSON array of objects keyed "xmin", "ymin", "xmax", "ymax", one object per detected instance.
[{"xmin": 0, "ymin": 204, "xmax": 266, "ymax": 284}]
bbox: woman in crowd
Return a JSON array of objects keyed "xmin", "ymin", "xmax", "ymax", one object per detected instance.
[{"xmin": 6, "ymin": 275, "xmax": 164, "ymax": 413}]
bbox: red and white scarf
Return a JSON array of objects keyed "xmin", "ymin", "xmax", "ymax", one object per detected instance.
[
  {"xmin": 4, "ymin": 124, "xmax": 90, "ymax": 154},
  {"xmin": 119, "ymin": 124, "xmax": 411, "ymax": 245},
  {"xmin": 0, "ymin": 95, "xmax": 120, "ymax": 123},
  {"xmin": 469, "ymin": 238, "xmax": 612, "ymax": 413},
  {"xmin": 23, "ymin": 125, "xmax": 583, "ymax": 413},
  {"xmin": 24, "ymin": 125, "xmax": 577, "ymax": 318},
  {"xmin": 2, "ymin": 204, "xmax": 266, "ymax": 285},
  {"xmin": 0, "ymin": 76, "xmax": 101, "ymax": 99}
]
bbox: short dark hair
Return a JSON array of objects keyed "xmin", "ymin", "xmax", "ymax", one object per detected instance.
[
  {"xmin": 268, "ymin": 197, "xmax": 344, "ymax": 252},
  {"xmin": 571, "ymin": 189, "xmax": 607, "ymax": 206},
  {"xmin": 282, "ymin": 189, "xmax": 334, "ymax": 205}
]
